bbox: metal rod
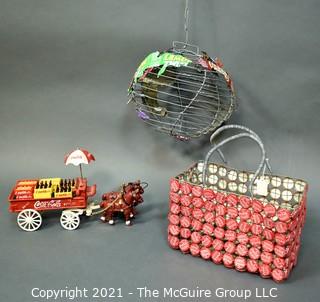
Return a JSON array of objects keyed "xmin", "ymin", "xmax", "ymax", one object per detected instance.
[
  {"xmin": 131, "ymin": 90, "xmax": 233, "ymax": 111},
  {"xmin": 184, "ymin": 0, "xmax": 189, "ymax": 44},
  {"xmin": 137, "ymin": 82, "xmax": 231, "ymax": 104},
  {"xmin": 80, "ymin": 164, "xmax": 83, "ymax": 179}
]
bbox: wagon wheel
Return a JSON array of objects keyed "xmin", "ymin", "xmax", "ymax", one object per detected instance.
[
  {"xmin": 17, "ymin": 209, "xmax": 42, "ymax": 232},
  {"xmin": 60, "ymin": 211, "xmax": 80, "ymax": 231}
]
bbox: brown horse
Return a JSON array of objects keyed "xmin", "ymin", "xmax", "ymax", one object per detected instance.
[{"xmin": 100, "ymin": 180, "xmax": 146, "ymax": 225}]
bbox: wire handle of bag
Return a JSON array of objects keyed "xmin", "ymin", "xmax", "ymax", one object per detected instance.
[
  {"xmin": 203, "ymin": 125, "xmax": 272, "ymax": 196},
  {"xmin": 210, "ymin": 125, "xmax": 272, "ymax": 172}
]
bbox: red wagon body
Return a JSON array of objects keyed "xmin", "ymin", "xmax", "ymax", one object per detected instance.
[{"xmin": 8, "ymin": 177, "xmax": 96, "ymax": 231}]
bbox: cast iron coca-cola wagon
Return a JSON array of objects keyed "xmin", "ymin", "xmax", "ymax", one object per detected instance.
[
  {"xmin": 8, "ymin": 177, "xmax": 97, "ymax": 231},
  {"xmin": 7, "ymin": 148, "xmax": 146, "ymax": 231}
]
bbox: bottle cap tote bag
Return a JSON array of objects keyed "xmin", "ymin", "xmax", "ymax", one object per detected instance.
[{"xmin": 168, "ymin": 125, "xmax": 308, "ymax": 282}]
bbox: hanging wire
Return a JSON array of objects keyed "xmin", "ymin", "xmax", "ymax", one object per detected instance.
[{"xmin": 184, "ymin": 0, "xmax": 189, "ymax": 44}]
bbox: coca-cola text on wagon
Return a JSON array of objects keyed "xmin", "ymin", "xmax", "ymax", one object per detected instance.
[{"xmin": 34, "ymin": 200, "xmax": 62, "ymax": 210}]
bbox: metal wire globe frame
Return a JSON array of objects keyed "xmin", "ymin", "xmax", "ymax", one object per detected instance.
[{"xmin": 128, "ymin": 41, "xmax": 236, "ymax": 141}]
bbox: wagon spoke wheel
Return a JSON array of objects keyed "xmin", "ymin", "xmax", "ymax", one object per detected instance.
[
  {"xmin": 60, "ymin": 211, "xmax": 80, "ymax": 231},
  {"xmin": 17, "ymin": 209, "xmax": 42, "ymax": 232}
]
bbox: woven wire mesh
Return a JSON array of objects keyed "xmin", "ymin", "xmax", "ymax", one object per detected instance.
[{"xmin": 128, "ymin": 42, "xmax": 236, "ymax": 140}]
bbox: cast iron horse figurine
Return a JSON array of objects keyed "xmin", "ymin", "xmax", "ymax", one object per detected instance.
[{"xmin": 100, "ymin": 180, "xmax": 146, "ymax": 225}]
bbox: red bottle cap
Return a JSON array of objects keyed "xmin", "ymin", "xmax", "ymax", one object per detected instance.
[
  {"xmin": 191, "ymin": 231, "xmax": 202, "ymax": 244},
  {"xmin": 227, "ymin": 207, "xmax": 238, "ymax": 219},
  {"xmin": 274, "ymin": 245, "xmax": 287, "ymax": 258},
  {"xmin": 285, "ymin": 257, "xmax": 291, "ymax": 269},
  {"xmin": 263, "ymin": 217, "xmax": 275, "ymax": 229},
  {"xmin": 200, "ymin": 247, "xmax": 211, "ymax": 260},
  {"xmin": 226, "ymin": 194, "xmax": 238, "ymax": 207},
  {"xmin": 168, "ymin": 213, "xmax": 180, "ymax": 225},
  {"xmin": 216, "ymin": 204, "xmax": 226, "ymax": 216},
  {"xmin": 289, "ymin": 261, "xmax": 294, "ymax": 272},
  {"xmin": 234, "ymin": 256, "xmax": 247, "ymax": 271},
  {"xmin": 201, "ymin": 235, "xmax": 213, "ymax": 248},
  {"xmin": 202, "ymin": 223, "xmax": 214, "ymax": 236},
  {"xmin": 180, "ymin": 228, "xmax": 191, "ymax": 239},
  {"xmin": 192, "ymin": 208, "xmax": 204, "ymax": 220},
  {"xmin": 239, "ymin": 196, "xmax": 251, "ymax": 208},
  {"xmin": 180, "ymin": 216, "xmax": 191, "ymax": 228},
  {"xmin": 237, "ymin": 232, "xmax": 249, "ymax": 244},
  {"xmin": 212, "ymin": 239, "xmax": 224, "ymax": 251},
  {"xmin": 211, "ymin": 250, "xmax": 223, "ymax": 264},
  {"xmin": 170, "ymin": 179, "xmax": 180, "ymax": 192},
  {"xmin": 264, "ymin": 204, "xmax": 276, "ymax": 217},
  {"xmin": 224, "ymin": 230, "xmax": 237, "ymax": 241},
  {"xmin": 259, "ymin": 263, "xmax": 271, "ymax": 278},
  {"xmin": 252, "ymin": 199, "xmax": 263, "ymax": 212},
  {"xmin": 260, "ymin": 251, "xmax": 273, "ymax": 264},
  {"xmin": 192, "ymin": 186, "xmax": 203, "ymax": 197},
  {"xmin": 192, "ymin": 197, "xmax": 204, "ymax": 208},
  {"xmin": 168, "ymin": 224, "xmax": 180, "ymax": 236},
  {"xmin": 204, "ymin": 201, "xmax": 215, "ymax": 211},
  {"xmin": 204, "ymin": 212, "xmax": 215, "ymax": 223},
  {"xmin": 181, "ymin": 183, "xmax": 192, "ymax": 195},
  {"xmin": 249, "ymin": 235, "xmax": 262, "ymax": 247},
  {"xmin": 277, "ymin": 208, "xmax": 291, "ymax": 222},
  {"xmin": 224, "ymin": 241, "xmax": 236, "ymax": 254},
  {"xmin": 181, "ymin": 195, "xmax": 192, "ymax": 207},
  {"xmin": 191, "ymin": 219, "xmax": 203, "ymax": 231},
  {"xmin": 215, "ymin": 216, "xmax": 226, "ymax": 228},
  {"xmin": 170, "ymin": 192, "xmax": 180, "ymax": 203},
  {"xmin": 203, "ymin": 189, "xmax": 215, "ymax": 200},
  {"xmin": 216, "ymin": 192, "xmax": 226, "ymax": 204},
  {"xmin": 226, "ymin": 194, "xmax": 239, "ymax": 207},
  {"xmin": 288, "ymin": 220, "xmax": 298, "ymax": 232},
  {"xmin": 252, "ymin": 213, "xmax": 263, "ymax": 224},
  {"xmin": 236, "ymin": 244, "xmax": 248, "ymax": 257},
  {"xmin": 251, "ymin": 224, "xmax": 263, "ymax": 235},
  {"xmin": 248, "ymin": 247, "xmax": 261, "ymax": 260},
  {"xmin": 247, "ymin": 259, "xmax": 259, "ymax": 273},
  {"xmin": 170, "ymin": 203, "xmax": 180, "ymax": 215},
  {"xmin": 214, "ymin": 227, "xmax": 225, "ymax": 239},
  {"xmin": 239, "ymin": 221, "xmax": 251, "ymax": 233},
  {"xmin": 288, "ymin": 231, "xmax": 297, "ymax": 244},
  {"xmin": 190, "ymin": 243, "xmax": 200, "ymax": 256},
  {"xmin": 223, "ymin": 253, "xmax": 234, "ymax": 268},
  {"xmin": 275, "ymin": 221, "xmax": 288, "ymax": 234},
  {"xmin": 226, "ymin": 219, "xmax": 238, "ymax": 231},
  {"xmin": 181, "ymin": 206, "xmax": 191, "ymax": 217},
  {"xmin": 273, "ymin": 257, "xmax": 286, "ymax": 269},
  {"xmin": 239, "ymin": 208, "xmax": 251, "ymax": 220},
  {"xmin": 262, "ymin": 240, "xmax": 274, "ymax": 253},
  {"xmin": 179, "ymin": 239, "xmax": 190, "ymax": 253},
  {"xmin": 274, "ymin": 233, "xmax": 287, "ymax": 246},
  {"xmin": 263, "ymin": 229, "xmax": 275, "ymax": 241},
  {"xmin": 168, "ymin": 235, "xmax": 179, "ymax": 249},
  {"xmin": 272, "ymin": 268, "xmax": 285, "ymax": 283}
]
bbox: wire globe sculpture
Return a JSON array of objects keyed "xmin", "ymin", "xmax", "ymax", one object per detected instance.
[{"xmin": 128, "ymin": 42, "xmax": 236, "ymax": 141}]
